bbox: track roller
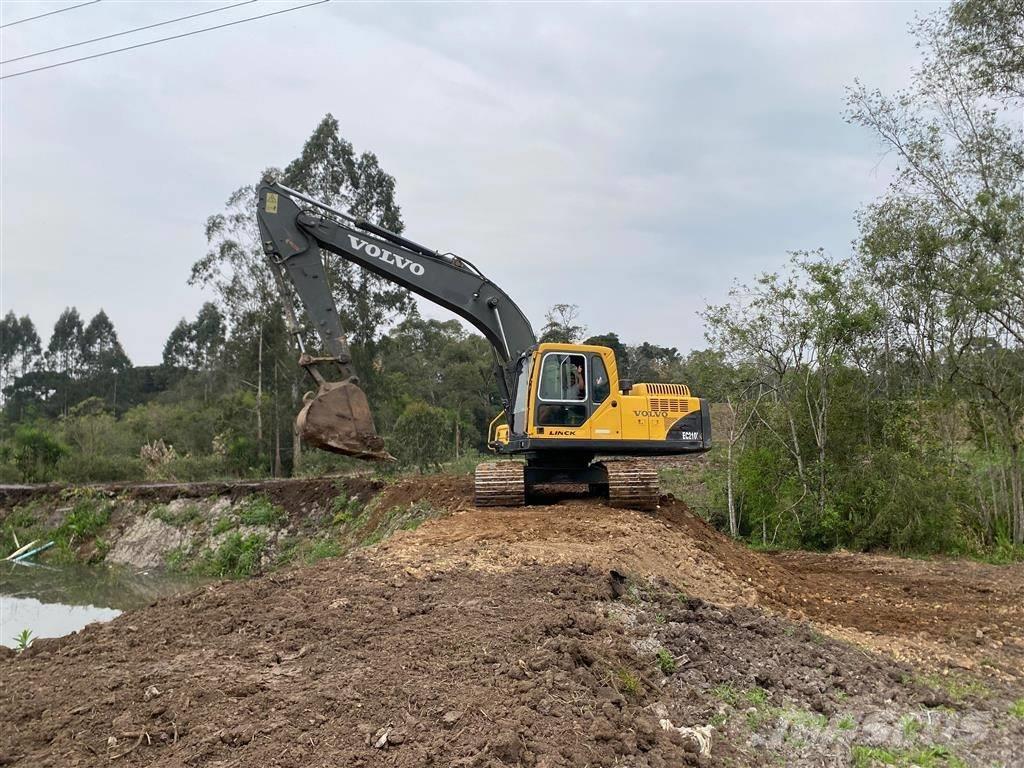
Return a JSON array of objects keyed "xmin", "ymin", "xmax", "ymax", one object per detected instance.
[
  {"xmin": 474, "ymin": 461, "xmax": 526, "ymax": 507},
  {"xmin": 598, "ymin": 460, "xmax": 659, "ymax": 511}
]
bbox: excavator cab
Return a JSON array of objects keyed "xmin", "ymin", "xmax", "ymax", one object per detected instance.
[{"xmin": 488, "ymin": 344, "xmax": 711, "ymax": 455}]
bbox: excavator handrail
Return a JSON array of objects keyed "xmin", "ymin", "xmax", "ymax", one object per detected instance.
[{"xmin": 487, "ymin": 411, "xmax": 506, "ymax": 444}]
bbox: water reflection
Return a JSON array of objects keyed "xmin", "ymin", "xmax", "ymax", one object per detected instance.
[{"xmin": 0, "ymin": 562, "xmax": 205, "ymax": 648}]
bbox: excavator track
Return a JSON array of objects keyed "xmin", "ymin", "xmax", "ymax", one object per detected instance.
[
  {"xmin": 474, "ymin": 461, "xmax": 526, "ymax": 507},
  {"xmin": 598, "ymin": 460, "xmax": 659, "ymax": 511}
]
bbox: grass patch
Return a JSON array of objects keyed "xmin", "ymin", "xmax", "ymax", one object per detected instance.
[
  {"xmin": 655, "ymin": 649, "xmax": 676, "ymax": 675},
  {"xmin": 274, "ymin": 535, "xmax": 344, "ymax": 568},
  {"xmin": 329, "ymin": 491, "xmax": 363, "ymax": 525},
  {"xmin": 970, "ymin": 540, "xmax": 1024, "ymax": 565},
  {"xmin": 195, "ymin": 532, "xmax": 267, "ymax": 578},
  {"xmin": 837, "ymin": 716, "xmax": 855, "ymax": 730},
  {"xmin": 712, "ymin": 683, "xmax": 740, "ymax": 707},
  {"xmin": 782, "ymin": 708, "xmax": 827, "ymax": 730},
  {"xmin": 743, "ymin": 689, "xmax": 776, "ymax": 730},
  {"xmin": 1, "ymin": 505, "xmax": 42, "ymax": 553},
  {"xmin": 212, "ymin": 516, "xmax": 237, "ymax": 535},
  {"xmin": 237, "ymin": 496, "xmax": 285, "ymax": 527},
  {"xmin": 307, "ymin": 536, "xmax": 342, "ymax": 562},
  {"xmin": 58, "ymin": 497, "xmax": 111, "ymax": 541},
  {"xmin": 901, "ymin": 715, "xmax": 924, "ymax": 738},
  {"xmin": 153, "ymin": 503, "xmax": 202, "ymax": 527},
  {"xmin": 709, "ymin": 684, "xmax": 777, "ymax": 730},
  {"xmin": 1009, "ymin": 699, "xmax": 1024, "ymax": 719},
  {"xmin": 2, "ymin": 495, "xmax": 112, "ymax": 563},
  {"xmin": 851, "ymin": 744, "xmax": 964, "ymax": 768},
  {"xmin": 165, "ymin": 545, "xmax": 189, "ymax": 571},
  {"xmin": 744, "ymin": 687, "xmax": 769, "ymax": 707},
  {"xmin": 614, "ymin": 668, "xmax": 641, "ymax": 696},
  {"xmin": 916, "ymin": 673, "xmax": 990, "ymax": 702},
  {"xmin": 360, "ymin": 500, "xmax": 439, "ymax": 548}
]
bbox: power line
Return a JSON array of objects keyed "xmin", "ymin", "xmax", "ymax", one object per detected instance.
[
  {"xmin": 0, "ymin": 0, "xmax": 101, "ymax": 30},
  {"xmin": 2, "ymin": 0, "xmax": 258, "ymax": 65},
  {"xmin": 1, "ymin": 0, "xmax": 329, "ymax": 80}
]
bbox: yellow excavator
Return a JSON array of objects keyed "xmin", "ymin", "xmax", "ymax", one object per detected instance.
[{"xmin": 257, "ymin": 179, "xmax": 711, "ymax": 510}]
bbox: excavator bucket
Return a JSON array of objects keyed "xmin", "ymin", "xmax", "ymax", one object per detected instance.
[{"xmin": 296, "ymin": 381, "xmax": 393, "ymax": 461}]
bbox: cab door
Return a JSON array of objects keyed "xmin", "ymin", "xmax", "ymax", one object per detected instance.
[
  {"xmin": 585, "ymin": 352, "xmax": 621, "ymax": 441},
  {"xmin": 533, "ymin": 350, "xmax": 591, "ymax": 440}
]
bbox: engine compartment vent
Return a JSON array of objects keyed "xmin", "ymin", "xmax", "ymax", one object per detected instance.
[
  {"xmin": 645, "ymin": 383, "xmax": 691, "ymax": 396},
  {"xmin": 648, "ymin": 398, "xmax": 692, "ymax": 413}
]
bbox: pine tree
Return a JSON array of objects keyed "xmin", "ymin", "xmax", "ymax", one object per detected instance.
[
  {"xmin": 46, "ymin": 307, "xmax": 85, "ymax": 378},
  {"xmin": 0, "ymin": 312, "xmax": 40, "ymax": 398},
  {"xmin": 82, "ymin": 310, "xmax": 131, "ymax": 375}
]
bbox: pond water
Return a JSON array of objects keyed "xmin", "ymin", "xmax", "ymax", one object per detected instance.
[{"xmin": 0, "ymin": 562, "xmax": 205, "ymax": 648}]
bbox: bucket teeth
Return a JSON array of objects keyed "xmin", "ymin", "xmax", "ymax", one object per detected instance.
[
  {"xmin": 597, "ymin": 460, "xmax": 659, "ymax": 512},
  {"xmin": 474, "ymin": 461, "xmax": 526, "ymax": 507}
]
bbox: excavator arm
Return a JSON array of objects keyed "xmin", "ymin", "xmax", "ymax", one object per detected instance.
[{"xmin": 256, "ymin": 180, "xmax": 536, "ymax": 458}]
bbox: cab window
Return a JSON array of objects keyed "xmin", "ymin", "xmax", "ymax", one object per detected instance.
[
  {"xmin": 591, "ymin": 355, "xmax": 610, "ymax": 404},
  {"xmin": 511, "ymin": 355, "xmax": 532, "ymax": 434},
  {"xmin": 537, "ymin": 352, "xmax": 587, "ymax": 427},
  {"xmin": 538, "ymin": 353, "xmax": 587, "ymax": 401}
]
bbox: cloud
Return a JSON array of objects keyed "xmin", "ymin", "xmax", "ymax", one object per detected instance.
[{"xmin": 1, "ymin": 1, "xmax": 930, "ymax": 363}]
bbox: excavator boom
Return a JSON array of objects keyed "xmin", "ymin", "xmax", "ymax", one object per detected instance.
[{"xmin": 255, "ymin": 180, "xmax": 536, "ymax": 459}]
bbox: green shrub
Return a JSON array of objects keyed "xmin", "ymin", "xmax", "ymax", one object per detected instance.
[
  {"xmin": 237, "ymin": 496, "xmax": 285, "ymax": 526},
  {"xmin": 330, "ymin": 492, "xmax": 363, "ymax": 525},
  {"xmin": 389, "ymin": 401, "xmax": 454, "ymax": 471},
  {"xmin": 655, "ymin": 649, "xmax": 676, "ymax": 675},
  {"xmin": 58, "ymin": 497, "xmax": 111, "ymax": 541},
  {"xmin": 0, "ymin": 463, "xmax": 22, "ymax": 483},
  {"xmin": 197, "ymin": 532, "xmax": 267, "ymax": 578},
  {"xmin": 8, "ymin": 425, "xmax": 67, "ymax": 482},
  {"xmin": 146, "ymin": 454, "xmax": 228, "ymax": 482},
  {"xmin": 307, "ymin": 536, "xmax": 342, "ymax": 562}
]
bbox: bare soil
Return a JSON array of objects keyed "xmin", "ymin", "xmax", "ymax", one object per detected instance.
[{"xmin": 1, "ymin": 476, "xmax": 1022, "ymax": 767}]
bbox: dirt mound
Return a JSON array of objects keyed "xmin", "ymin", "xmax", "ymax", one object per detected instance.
[
  {"xmin": 372, "ymin": 477, "xmax": 1024, "ymax": 681},
  {"xmin": 3, "ymin": 474, "xmax": 1023, "ymax": 767},
  {"xmin": 4, "ymin": 554, "xmax": 1020, "ymax": 767},
  {"xmin": 375, "ymin": 492, "xmax": 794, "ymax": 608},
  {"xmin": 0, "ymin": 561, "xmax": 707, "ymax": 767}
]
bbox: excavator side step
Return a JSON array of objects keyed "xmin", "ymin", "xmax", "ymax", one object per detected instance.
[{"xmin": 474, "ymin": 461, "xmax": 526, "ymax": 507}]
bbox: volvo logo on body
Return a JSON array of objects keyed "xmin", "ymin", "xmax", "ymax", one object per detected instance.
[
  {"xmin": 633, "ymin": 410, "xmax": 669, "ymax": 418},
  {"xmin": 348, "ymin": 235, "xmax": 425, "ymax": 276}
]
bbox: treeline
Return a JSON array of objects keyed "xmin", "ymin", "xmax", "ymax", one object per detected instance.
[
  {"xmin": 698, "ymin": 1, "xmax": 1023, "ymax": 554},
  {"xmin": 0, "ymin": 298, "xmax": 707, "ymax": 483}
]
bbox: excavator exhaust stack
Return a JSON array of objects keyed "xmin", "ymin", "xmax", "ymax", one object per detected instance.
[{"xmin": 296, "ymin": 380, "xmax": 393, "ymax": 461}]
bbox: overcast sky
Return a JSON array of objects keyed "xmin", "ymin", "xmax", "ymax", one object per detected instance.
[{"xmin": 1, "ymin": 0, "xmax": 938, "ymax": 365}]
